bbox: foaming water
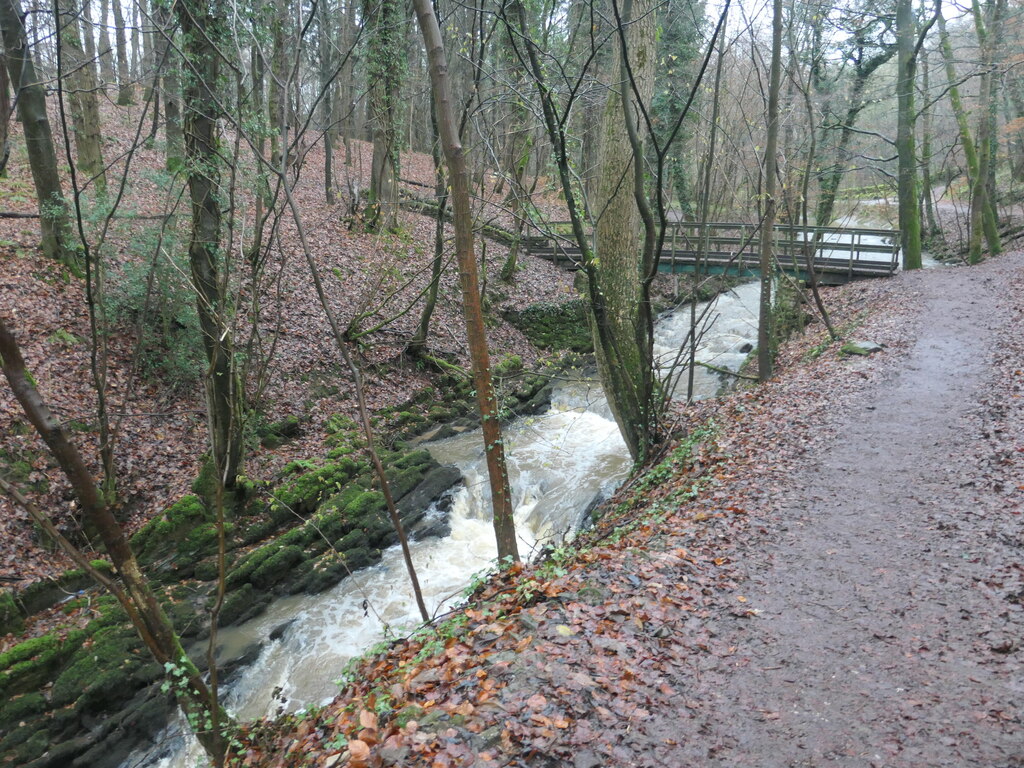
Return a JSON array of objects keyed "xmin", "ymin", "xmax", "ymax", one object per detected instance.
[{"xmin": 131, "ymin": 283, "xmax": 760, "ymax": 768}]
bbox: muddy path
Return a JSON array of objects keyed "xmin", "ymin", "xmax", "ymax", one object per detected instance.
[{"xmin": 660, "ymin": 255, "xmax": 1024, "ymax": 767}]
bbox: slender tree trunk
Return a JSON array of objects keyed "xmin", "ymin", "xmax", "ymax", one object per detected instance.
[
  {"xmin": 896, "ymin": 0, "xmax": 922, "ymax": 269},
  {"xmin": 81, "ymin": 0, "xmax": 97, "ymax": 67},
  {"xmin": 410, "ymin": 99, "xmax": 446, "ymax": 351},
  {"xmin": 130, "ymin": 0, "xmax": 139, "ymax": 78},
  {"xmin": 248, "ymin": 46, "xmax": 270, "ymax": 261},
  {"xmin": 757, "ymin": 0, "xmax": 782, "ymax": 381},
  {"xmin": 413, "ymin": 0, "xmax": 519, "ymax": 562},
  {"xmin": 163, "ymin": 41, "xmax": 183, "ymax": 171},
  {"xmin": 498, "ymin": 12, "xmax": 531, "ymax": 282},
  {"xmin": 319, "ymin": 0, "xmax": 335, "ymax": 204},
  {"xmin": 0, "ymin": 49, "xmax": 11, "ymax": 176},
  {"xmin": 268, "ymin": 0, "xmax": 287, "ymax": 165},
  {"xmin": 919, "ymin": 52, "xmax": 939, "ymax": 239},
  {"xmin": 56, "ymin": 0, "xmax": 107, "ymax": 194},
  {"xmin": 1, "ymin": 0, "xmax": 76, "ymax": 263},
  {"xmin": 814, "ymin": 49, "xmax": 895, "ymax": 227},
  {"xmin": 176, "ymin": 0, "xmax": 243, "ymax": 491},
  {"xmin": 97, "ymin": 0, "xmax": 114, "ymax": 83},
  {"xmin": 0, "ymin": 316, "xmax": 234, "ymax": 764},
  {"xmin": 111, "ymin": 0, "xmax": 131, "ymax": 103}
]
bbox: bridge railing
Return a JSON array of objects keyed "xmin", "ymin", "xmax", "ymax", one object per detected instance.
[{"xmin": 537, "ymin": 220, "xmax": 900, "ymax": 278}]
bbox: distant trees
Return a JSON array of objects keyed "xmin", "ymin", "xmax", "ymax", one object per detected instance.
[{"xmin": 1, "ymin": 0, "xmax": 76, "ymax": 264}]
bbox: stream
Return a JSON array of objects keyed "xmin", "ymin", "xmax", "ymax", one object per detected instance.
[{"xmin": 136, "ymin": 282, "xmax": 763, "ymax": 767}]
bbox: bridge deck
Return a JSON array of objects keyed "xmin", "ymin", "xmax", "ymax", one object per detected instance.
[{"xmin": 525, "ymin": 222, "xmax": 901, "ymax": 285}]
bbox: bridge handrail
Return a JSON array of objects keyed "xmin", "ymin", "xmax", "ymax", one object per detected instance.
[{"xmin": 542, "ymin": 219, "xmax": 899, "ymax": 241}]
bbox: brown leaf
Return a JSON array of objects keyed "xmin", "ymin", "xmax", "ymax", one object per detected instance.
[{"xmin": 526, "ymin": 693, "xmax": 547, "ymax": 710}]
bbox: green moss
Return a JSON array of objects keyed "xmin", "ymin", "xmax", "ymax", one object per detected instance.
[
  {"xmin": 504, "ymin": 299, "xmax": 593, "ymax": 352},
  {"xmin": 51, "ymin": 626, "xmax": 145, "ymax": 712},
  {"xmin": 273, "ymin": 458, "xmax": 364, "ymax": 516},
  {"xmin": 218, "ymin": 583, "xmax": 270, "ymax": 626},
  {"xmin": 344, "ymin": 490, "xmax": 386, "ymax": 521},
  {"xmin": 334, "ymin": 529, "xmax": 369, "ymax": 552},
  {"xmin": 1, "ymin": 724, "xmax": 49, "ymax": 763},
  {"xmin": 0, "ymin": 629, "xmax": 87, "ymax": 699},
  {"xmin": 177, "ymin": 521, "xmax": 235, "ymax": 565},
  {"xmin": 0, "ymin": 691, "xmax": 46, "ymax": 722},
  {"xmin": 0, "ymin": 590, "xmax": 23, "ymax": 635},
  {"xmin": 191, "ymin": 456, "xmax": 219, "ymax": 502},
  {"xmin": 256, "ymin": 415, "xmax": 301, "ymax": 449},
  {"xmin": 130, "ymin": 494, "xmax": 210, "ymax": 564}
]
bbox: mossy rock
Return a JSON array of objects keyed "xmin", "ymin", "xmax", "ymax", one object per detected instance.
[
  {"xmin": 0, "ymin": 691, "xmax": 46, "ymax": 724},
  {"xmin": 219, "ymin": 583, "xmax": 270, "ymax": 626},
  {"xmin": 228, "ymin": 544, "xmax": 306, "ymax": 593},
  {"xmin": 0, "ymin": 724, "xmax": 50, "ymax": 763},
  {"xmin": 240, "ymin": 515, "xmax": 280, "ymax": 546},
  {"xmin": 130, "ymin": 495, "xmax": 210, "ymax": 565},
  {"xmin": 341, "ymin": 547, "xmax": 376, "ymax": 572},
  {"xmin": 12, "ymin": 560, "xmax": 113, "ymax": 618},
  {"xmin": 257, "ymin": 415, "xmax": 302, "ymax": 448},
  {"xmin": 174, "ymin": 521, "xmax": 236, "ymax": 573},
  {"xmin": 273, "ymin": 457, "xmax": 364, "ymax": 517},
  {"xmin": 504, "ymin": 299, "xmax": 593, "ymax": 353},
  {"xmin": 344, "ymin": 490, "xmax": 386, "ymax": 522},
  {"xmin": 193, "ymin": 559, "xmax": 220, "ymax": 582},
  {"xmin": 0, "ymin": 629, "xmax": 86, "ymax": 699},
  {"xmin": 51, "ymin": 626, "xmax": 145, "ymax": 712},
  {"xmin": 0, "ymin": 589, "xmax": 23, "ymax": 636},
  {"xmin": 334, "ymin": 529, "xmax": 369, "ymax": 552}
]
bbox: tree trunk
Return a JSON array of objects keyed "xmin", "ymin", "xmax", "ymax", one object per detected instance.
[
  {"xmin": 410, "ymin": 99, "xmax": 445, "ymax": 351},
  {"xmin": 176, "ymin": 0, "xmax": 243, "ymax": 492},
  {"xmin": 97, "ymin": 0, "xmax": 115, "ymax": 84},
  {"xmin": 498, "ymin": 5, "xmax": 532, "ymax": 283},
  {"xmin": 589, "ymin": 0, "xmax": 658, "ymax": 463},
  {"xmin": 268, "ymin": 0, "xmax": 287, "ymax": 165},
  {"xmin": 937, "ymin": 8, "xmax": 999, "ymax": 262},
  {"xmin": 319, "ymin": 0, "xmax": 335, "ymax": 205},
  {"xmin": 0, "ymin": 316, "xmax": 234, "ymax": 764},
  {"xmin": 967, "ymin": 0, "xmax": 1002, "ymax": 262},
  {"xmin": 814, "ymin": 47, "xmax": 895, "ymax": 227},
  {"xmin": 365, "ymin": 0, "xmax": 405, "ymax": 232},
  {"xmin": 896, "ymin": 0, "xmax": 922, "ymax": 270},
  {"xmin": 413, "ymin": 0, "xmax": 519, "ymax": 562},
  {"xmin": 0, "ymin": 49, "xmax": 10, "ymax": 176},
  {"xmin": 757, "ymin": 0, "xmax": 782, "ymax": 381},
  {"xmin": 56, "ymin": 0, "xmax": 107, "ymax": 194},
  {"xmin": 919, "ymin": 52, "xmax": 939, "ymax": 238},
  {"xmin": 0, "ymin": 0, "xmax": 76, "ymax": 264},
  {"xmin": 111, "ymin": 0, "xmax": 132, "ymax": 104}
]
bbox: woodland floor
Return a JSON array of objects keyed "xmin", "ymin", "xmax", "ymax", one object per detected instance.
[{"xmin": 245, "ymin": 250, "xmax": 1024, "ymax": 767}]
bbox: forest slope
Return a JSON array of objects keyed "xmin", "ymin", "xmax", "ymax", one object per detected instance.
[{"xmin": 241, "ymin": 251, "xmax": 1024, "ymax": 767}]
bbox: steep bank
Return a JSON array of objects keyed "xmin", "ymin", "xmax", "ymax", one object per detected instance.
[{"xmin": 239, "ymin": 252, "xmax": 1023, "ymax": 767}]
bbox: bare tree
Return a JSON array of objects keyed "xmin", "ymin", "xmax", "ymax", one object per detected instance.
[{"xmin": 414, "ymin": 0, "xmax": 519, "ymax": 562}]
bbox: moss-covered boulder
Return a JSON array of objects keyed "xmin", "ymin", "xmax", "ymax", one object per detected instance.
[{"xmin": 130, "ymin": 495, "xmax": 210, "ymax": 566}]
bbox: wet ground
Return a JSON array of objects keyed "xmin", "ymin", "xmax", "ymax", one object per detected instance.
[{"xmin": 658, "ymin": 254, "xmax": 1024, "ymax": 766}]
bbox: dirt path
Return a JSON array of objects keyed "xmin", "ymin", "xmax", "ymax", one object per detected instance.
[{"xmin": 660, "ymin": 256, "xmax": 1024, "ymax": 766}]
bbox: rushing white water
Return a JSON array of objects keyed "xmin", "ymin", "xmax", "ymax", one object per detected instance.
[{"xmin": 133, "ymin": 283, "xmax": 761, "ymax": 768}]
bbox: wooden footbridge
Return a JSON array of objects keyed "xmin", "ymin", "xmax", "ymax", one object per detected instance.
[{"xmin": 524, "ymin": 221, "xmax": 901, "ymax": 286}]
